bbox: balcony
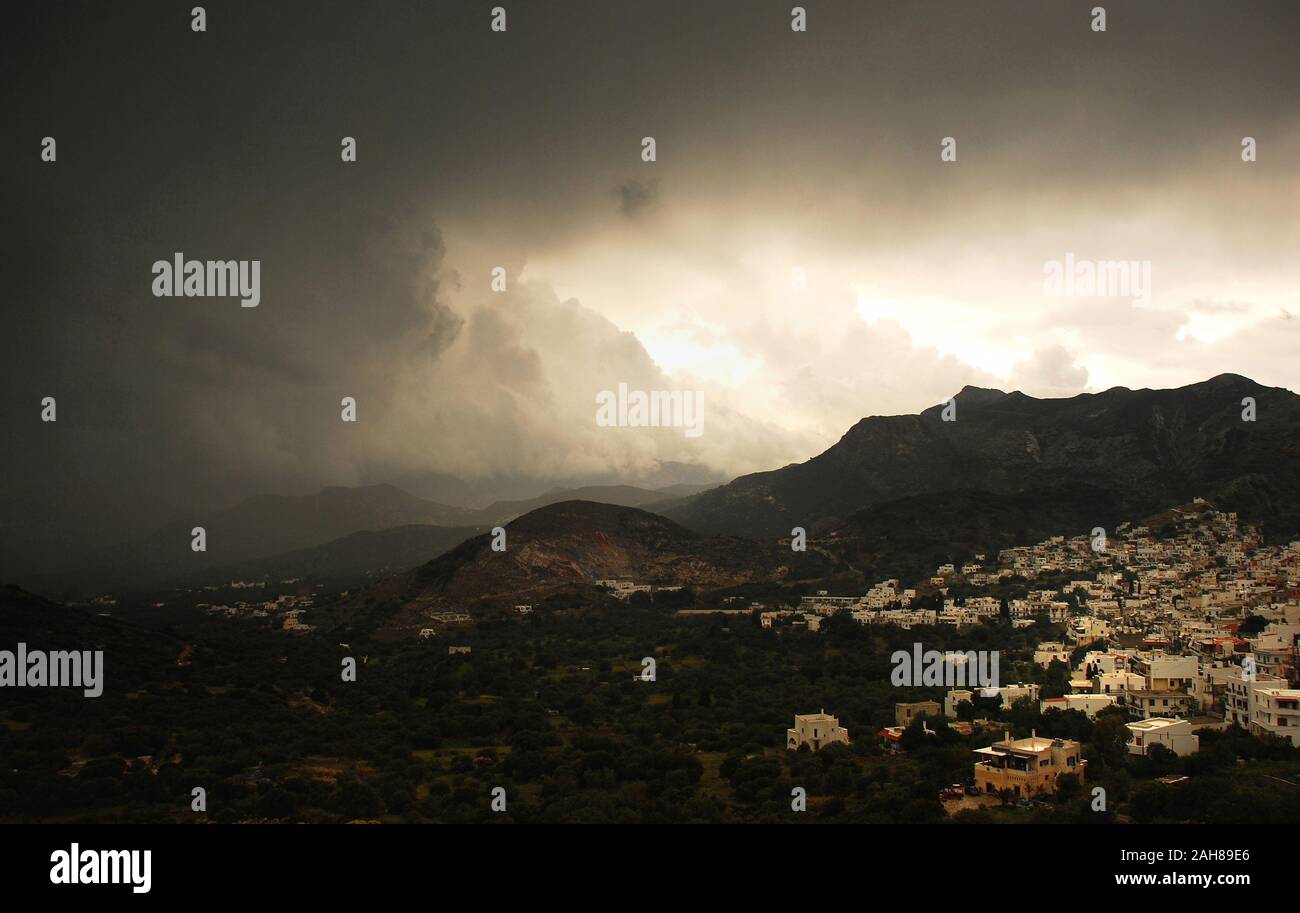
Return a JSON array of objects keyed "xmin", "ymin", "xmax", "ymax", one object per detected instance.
[{"xmin": 975, "ymin": 761, "xmax": 1034, "ymax": 778}]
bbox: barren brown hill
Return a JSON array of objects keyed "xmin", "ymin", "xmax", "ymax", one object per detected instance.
[{"xmin": 348, "ymin": 500, "xmax": 840, "ymax": 636}]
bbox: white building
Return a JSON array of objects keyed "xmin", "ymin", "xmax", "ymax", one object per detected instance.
[
  {"xmin": 1127, "ymin": 718, "xmax": 1200, "ymax": 757},
  {"xmin": 598, "ymin": 579, "xmax": 652, "ymax": 599},
  {"xmin": 1092, "ymin": 671, "xmax": 1145, "ymax": 700},
  {"xmin": 787, "ymin": 711, "xmax": 850, "ymax": 752},
  {"xmin": 1069, "ymin": 616, "xmax": 1112, "ymax": 643},
  {"xmin": 1034, "ymin": 642, "xmax": 1071, "ymax": 668},
  {"xmin": 1040, "ymin": 693, "xmax": 1118, "ymax": 719},
  {"xmin": 944, "ymin": 684, "xmax": 1040, "ymax": 717},
  {"xmin": 1132, "ymin": 653, "xmax": 1198, "ymax": 691},
  {"xmin": 1223, "ymin": 666, "xmax": 1288, "ymax": 728},
  {"xmin": 1250, "ymin": 688, "xmax": 1300, "ymax": 747},
  {"xmin": 799, "ymin": 594, "xmax": 859, "ymax": 615}
]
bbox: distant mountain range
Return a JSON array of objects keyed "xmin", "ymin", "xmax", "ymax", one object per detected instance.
[
  {"xmin": 177, "ymin": 523, "xmax": 488, "ymax": 585},
  {"xmin": 13, "ymin": 374, "xmax": 1298, "ymax": 601},
  {"xmin": 11, "ymin": 481, "xmax": 718, "ymax": 592},
  {"xmin": 659, "ymin": 374, "xmax": 1300, "ymax": 542},
  {"xmin": 346, "ymin": 374, "xmax": 1300, "ymax": 633}
]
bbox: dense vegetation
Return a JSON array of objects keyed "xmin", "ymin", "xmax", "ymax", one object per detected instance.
[{"xmin": 2, "ymin": 586, "xmax": 1297, "ymax": 824}]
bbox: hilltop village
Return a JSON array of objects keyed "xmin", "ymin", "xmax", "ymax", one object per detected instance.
[{"xmin": 775, "ymin": 503, "xmax": 1300, "ymax": 806}]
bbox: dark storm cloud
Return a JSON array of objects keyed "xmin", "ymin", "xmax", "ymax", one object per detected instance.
[
  {"xmin": 615, "ymin": 179, "xmax": 659, "ymax": 218},
  {"xmin": 2, "ymin": 0, "xmax": 1298, "ymax": 558}
]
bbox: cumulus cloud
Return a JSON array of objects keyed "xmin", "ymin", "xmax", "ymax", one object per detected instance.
[{"xmin": 1010, "ymin": 345, "xmax": 1090, "ymax": 396}]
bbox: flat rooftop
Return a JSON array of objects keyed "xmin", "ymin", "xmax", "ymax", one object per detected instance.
[
  {"xmin": 1127, "ymin": 718, "xmax": 1186, "ymax": 731},
  {"xmin": 993, "ymin": 736, "xmax": 1070, "ymax": 753}
]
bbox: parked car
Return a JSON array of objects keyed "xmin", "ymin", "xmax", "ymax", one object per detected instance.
[{"xmin": 939, "ymin": 784, "xmax": 964, "ymax": 800}]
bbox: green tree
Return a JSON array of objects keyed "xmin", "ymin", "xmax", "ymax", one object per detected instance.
[{"xmin": 1091, "ymin": 712, "xmax": 1130, "ymax": 767}]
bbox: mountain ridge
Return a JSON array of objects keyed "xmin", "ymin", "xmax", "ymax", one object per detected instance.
[
  {"xmin": 659, "ymin": 374, "xmax": 1300, "ymax": 538},
  {"xmin": 10, "ymin": 483, "xmax": 722, "ymax": 593}
]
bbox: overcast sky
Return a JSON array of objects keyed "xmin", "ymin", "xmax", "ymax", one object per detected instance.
[{"xmin": 3, "ymin": 0, "xmax": 1299, "ymax": 539}]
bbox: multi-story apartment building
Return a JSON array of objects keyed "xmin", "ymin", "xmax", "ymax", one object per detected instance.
[
  {"xmin": 1223, "ymin": 666, "xmax": 1289, "ymax": 728},
  {"xmin": 1092, "ymin": 671, "xmax": 1145, "ymax": 701},
  {"xmin": 1128, "ymin": 690, "xmax": 1198, "ymax": 719},
  {"xmin": 1125, "ymin": 652, "xmax": 1198, "ymax": 719},
  {"xmin": 1249, "ymin": 629, "xmax": 1298, "ymax": 683},
  {"xmin": 1132, "ymin": 653, "xmax": 1198, "ymax": 690},
  {"xmin": 1249, "ymin": 688, "xmax": 1300, "ymax": 747}
]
